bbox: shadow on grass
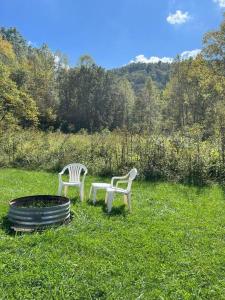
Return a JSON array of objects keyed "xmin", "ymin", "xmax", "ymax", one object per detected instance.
[
  {"xmin": 1, "ymin": 216, "xmax": 16, "ymax": 236},
  {"xmin": 87, "ymin": 199, "xmax": 105, "ymax": 207},
  {"xmin": 69, "ymin": 196, "xmax": 80, "ymax": 205},
  {"xmin": 106, "ymin": 205, "xmax": 127, "ymax": 217},
  {"xmin": 87, "ymin": 198, "xmax": 128, "ymax": 217}
]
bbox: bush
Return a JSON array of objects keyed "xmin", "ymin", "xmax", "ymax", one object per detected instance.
[{"xmin": 0, "ymin": 128, "xmax": 224, "ymax": 184}]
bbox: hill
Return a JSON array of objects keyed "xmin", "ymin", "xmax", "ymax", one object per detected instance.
[{"xmin": 111, "ymin": 62, "xmax": 173, "ymax": 92}]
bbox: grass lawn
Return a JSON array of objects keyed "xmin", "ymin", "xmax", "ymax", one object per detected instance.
[{"xmin": 0, "ymin": 169, "xmax": 225, "ymax": 299}]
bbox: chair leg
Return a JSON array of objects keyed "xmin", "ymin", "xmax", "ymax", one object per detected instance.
[
  {"xmin": 80, "ymin": 185, "xmax": 84, "ymax": 201},
  {"xmin": 64, "ymin": 185, "xmax": 68, "ymax": 197},
  {"xmin": 107, "ymin": 192, "xmax": 114, "ymax": 213},
  {"xmin": 58, "ymin": 182, "xmax": 63, "ymax": 196},
  {"xmin": 93, "ymin": 188, "xmax": 97, "ymax": 204},
  {"xmin": 127, "ymin": 193, "xmax": 132, "ymax": 212},
  {"xmin": 123, "ymin": 194, "xmax": 128, "ymax": 205},
  {"xmin": 79, "ymin": 186, "xmax": 82, "ymax": 201},
  {"xmin": 89, "ymin": 186, "xmax": 92, "ymax": 199}
]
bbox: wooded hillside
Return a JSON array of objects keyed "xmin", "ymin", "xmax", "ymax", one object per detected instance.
[{"xmin": 112, "ymin": 62, "xmax": 172, "ymax": 91}]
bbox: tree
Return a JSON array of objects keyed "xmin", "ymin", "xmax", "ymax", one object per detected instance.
[
  {"xmin": 203, "ymin": 13, "xmax": 225, "ymax": 162},
  {"xmin": 116, "ymin": 79, "xmax": 135, "ymax": 129},
  {"xmin": 26, "ymin": 44, "xmax": 58, "ymax": 129},
  {"xmin": 0, "ymin": 27, "xmax": 28, "ymax": 58},
  {"xmin": 77, "ymin": 54, "xmax": 95, "ymax": 68},
  {"xmin": 0, "ymin": 36, "xmax": 15, "ymax": 64},
  {"xmin": 134, "ymin": 78, "xmax": 161, "ymax": 133},
  {"xmin": 58, "ymin": 64, "xmax": 137, "ymax": 132},
  {"xmin": 0, "ymin": 62, "xmax": 38, "ymax": 127},
  {"xmin": 203, "ymin": 13, "xmax": 225, "ymax": 78}
]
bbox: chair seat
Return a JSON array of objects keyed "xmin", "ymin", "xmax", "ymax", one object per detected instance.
[
  {"xmin": 92, "ymin": 183, "xmax": 111, "ymax": 189},
  {"xmin": 62, "ymin": 181, "xmax": 81, "ymax": 186},
  {"xmin": 107, "ymin": 187, "xmax": 128, "ymax": 194}
]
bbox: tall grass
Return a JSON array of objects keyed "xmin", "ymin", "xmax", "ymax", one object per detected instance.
[{"xmin": 0, "ymin": 128, "xmax": 224, "ymax": 184}]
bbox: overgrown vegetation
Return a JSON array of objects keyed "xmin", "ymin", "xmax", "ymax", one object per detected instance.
[
  {"xmin": 0, "ymin": 128, "xmax": 224, "ymax": 185},
  {"xmin": 0, "ymin": 169, "xmax": 225, "ymax": 299}
]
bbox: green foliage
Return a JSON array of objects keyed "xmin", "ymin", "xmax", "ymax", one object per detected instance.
[
  {"xmin": 25, "ymin": 44, "xmax": 58, "ymax": 129},
  {"xmin": 134, "ymin": 78, "xmax": 162, "ymax": 133},
  {"xmin": 112, "ymin": 61, "xmax": 172, "ymax": 91},
  {"xmin": 58, "ymin": 65, "xmax": 132, "ymax": 132},
  {"xmin": 0, "ymin": 35, "xmax": 15, "ymax": 63},
  {"xmin": 0, "ymin": 129, "xmax": 224, "ymax": 184},
  {"xmin": 0, "ymin": 27, "xmax": 28, "ymax": 57},
  {"xmin": 0, "ymin": 62, "xmax": 38, "ymax": 127},
  {"xmin": 203, "ymin": 12, "xmax": 225, "ymax": 76},
  {"xmin": 76, "ymin": 54, "xmax": 95, "ymax": 67},
  {"xmin": 116, "ymin": 78, "xmax": 135, "ymax": 129},
  {"xmin": 0, "ymin": 169, "xmax": 225, "ymax": 299}
]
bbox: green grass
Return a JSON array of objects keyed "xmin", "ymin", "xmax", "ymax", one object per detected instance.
[{"xmin": 0, "ymin": 169, "xmax": 225, "ymax": 299}]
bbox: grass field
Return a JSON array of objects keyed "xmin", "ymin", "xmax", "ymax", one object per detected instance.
[{"xmin": 0, "ymin": 169, "xmax": 225, "ymax": 299}]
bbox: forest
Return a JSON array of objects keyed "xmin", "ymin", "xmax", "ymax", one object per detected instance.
[{"xmin": 0, "ymin": 15, "xmax": 224, "ymax": 184}]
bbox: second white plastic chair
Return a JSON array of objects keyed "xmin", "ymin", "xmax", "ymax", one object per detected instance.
[{"xmin": 105, "ymin": 168, "xmax": 138, "ymax": 212}]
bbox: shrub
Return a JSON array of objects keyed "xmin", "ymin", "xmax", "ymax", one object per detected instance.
[{"xmin": 0, "ymin": 128, "xmax": 223, "ymax": 184}]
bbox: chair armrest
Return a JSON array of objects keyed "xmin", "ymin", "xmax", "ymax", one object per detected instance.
[
  {"xmin": 116, "ymin": 180, "xmax": 128, "ymax": 188},
  {"xmin": 111, "ymin": 175, "xmax": 128, "ymax": 186},
  {"xmin": 58, "ymin": 172, "xmax": 63, "ymax": 183},
  {"xmin": 58, "ymin": 169, "xmax": 66, "ymax": 182}
]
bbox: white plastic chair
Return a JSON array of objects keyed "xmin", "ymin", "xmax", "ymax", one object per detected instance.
[
  {"xmin": 58, "ymin": 163, "xmax": 88, "ymax": 201},
  {"xmin": 105, "ymin": 168, "xmax": 137, "ymax": 213}
]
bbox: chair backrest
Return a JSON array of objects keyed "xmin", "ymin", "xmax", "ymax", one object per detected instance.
[
  {"xmin": 127, "ymin": 168, "xmax": 138, "ymax": 192},
  {"xmin": 64, "ymin": 163, "xmax": 87, "ymax": 182}
]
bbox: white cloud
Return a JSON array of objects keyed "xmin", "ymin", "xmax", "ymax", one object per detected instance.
[
  {"xmin": 180, "ymin": 49, "xmax": 201, "ymax": 60},
  {"xmin": 167, "ymin": 10, "xmax": 190, "ymax": 24},
  {"xmin": 213, "ymin": 0, "xmax": 225, "ymax": 8},
  {"xmin": 129, "ymin": 49, "xmax": 201, "ymax": 65},
  {"xmin": 130, "ymin": 55, "xmax": 173, "ymax": 64}
]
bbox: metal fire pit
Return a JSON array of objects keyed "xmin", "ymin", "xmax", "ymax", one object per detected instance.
[{"xmin": 8, "ymin": 195, "xmax": 70, "ymax": 231}]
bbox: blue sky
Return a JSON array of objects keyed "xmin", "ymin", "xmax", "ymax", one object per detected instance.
[{"xmin": 0, "ymin": 0, "xmax": 224, "ymax": 68}]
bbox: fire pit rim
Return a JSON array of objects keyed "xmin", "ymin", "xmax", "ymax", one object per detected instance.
[{"xmin": 9, "ymin": 195, "xmax": 70, "ymax": 210}]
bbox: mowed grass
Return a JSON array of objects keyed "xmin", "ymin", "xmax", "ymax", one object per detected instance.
[{"xmin": 0, "ymin": 169, "xmax": 225, "ymax": 299}]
